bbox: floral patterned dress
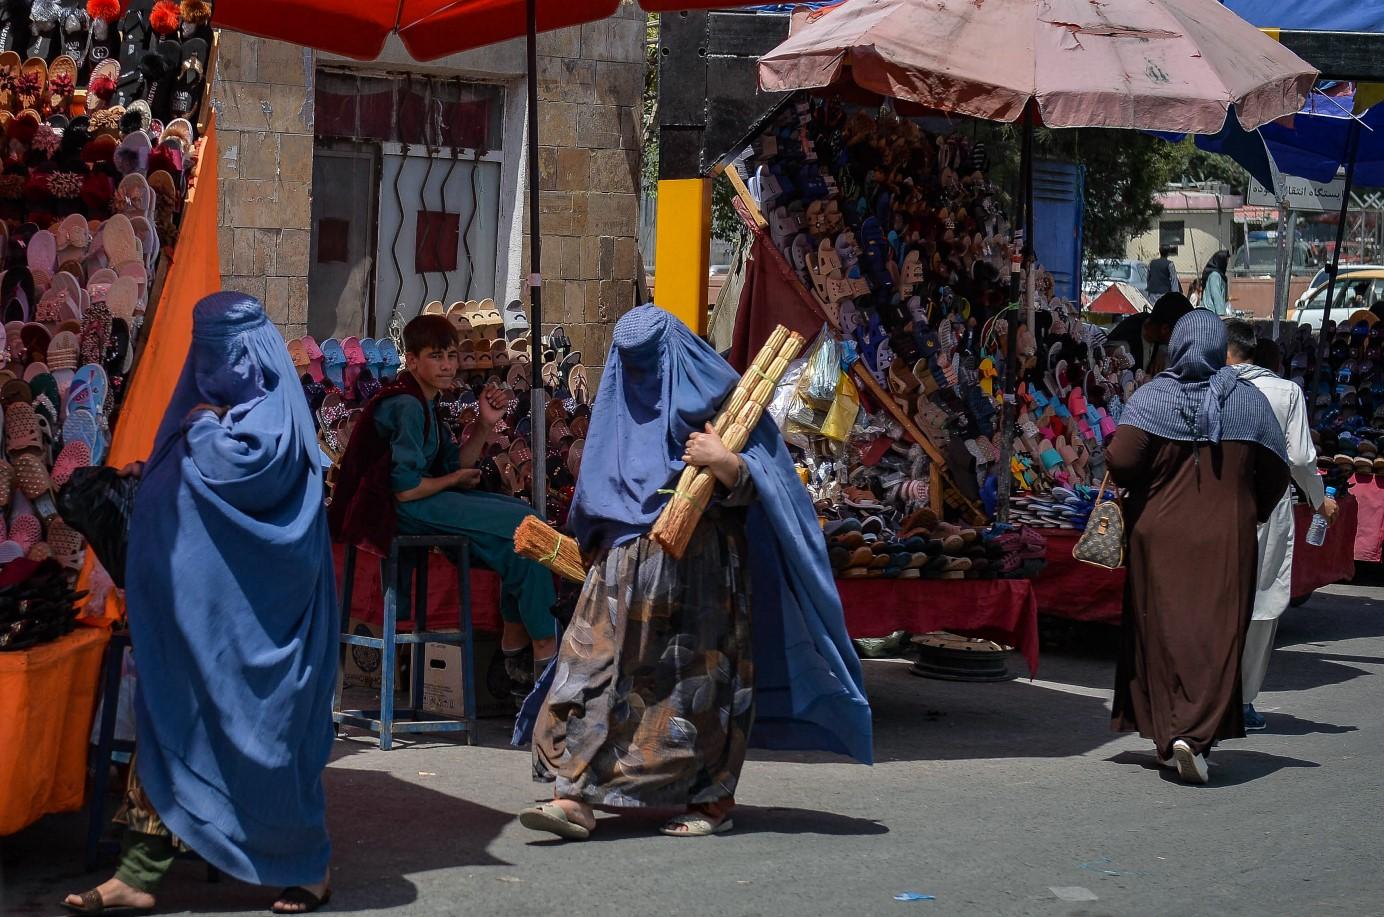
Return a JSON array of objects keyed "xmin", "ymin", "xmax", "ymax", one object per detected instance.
[{"xmin": 532, "ymin": 469, "xmax": 756, "ymax": 808}]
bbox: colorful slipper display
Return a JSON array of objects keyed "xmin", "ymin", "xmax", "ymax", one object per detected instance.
[{"xmin": 0, "ymin": 0, "xmax": 216, "ymax": 655}]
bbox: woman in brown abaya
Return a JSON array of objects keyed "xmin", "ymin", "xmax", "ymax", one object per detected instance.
[{"xmin": 1106, "ymin": 310, "xmax": 1289, "ymax": 784}]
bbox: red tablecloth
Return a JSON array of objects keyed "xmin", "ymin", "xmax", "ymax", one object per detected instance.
[
  {"xmin": 334, "ymin": 547, "xmax": 1040, "ymax": 675},
  {"xmin": 837, "ymin": 578, "xmax": 1039, "ymax": 676},
  {"xmin": 1348, "ymin": 475, "xmax": 1384, "ymax": 562},
  {"xmin": 1035, "ymin": 498, "xmax": 1358, "ymax": 625},
  {"xmin": 334, "ymin": 545, "xmax": 505, "ymax": 633}
]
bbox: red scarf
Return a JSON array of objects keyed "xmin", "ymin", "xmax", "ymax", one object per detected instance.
[{"xmin": 327, "ymin": 372, "xmax": 452, "ymax": 555}]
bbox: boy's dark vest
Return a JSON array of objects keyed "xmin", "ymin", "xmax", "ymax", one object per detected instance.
[{"xmin": 327, "ymin": 371, "xmax": 451, "ymax": 555}]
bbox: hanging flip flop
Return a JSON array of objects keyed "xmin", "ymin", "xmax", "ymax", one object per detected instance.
[
  {"xmin": 141, "ymin": 38, "xmax": 179, "ymax": 121},
  {"xmin": 25, "ymin": 0, "xmax": 59, "ymax": 61},
  {"xmin": 55, "ymin": 4, "xmax": 88, "ymax": 69},
  {"xmin": 112, "ymin": 0, "xmax": 154, "ymax": 108},
  {"xmin": 169, "ymin": 35, "xmax": 204, "ymax": 119}
]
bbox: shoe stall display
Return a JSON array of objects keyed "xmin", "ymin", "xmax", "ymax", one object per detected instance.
[
  {"xmin": 305, "ymin": 300, "xmax": 592, "ymax": 523},
  {"xmin": 0, "ymin": 0, "xmax": 215, "ymax": 633},
  {"xmin": 0, "ymin": 1, "xmax": 219, "ymax": 837}
]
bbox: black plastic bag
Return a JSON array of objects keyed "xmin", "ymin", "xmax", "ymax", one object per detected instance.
[{"xmin": 56, "ymin": 467, "xmax": 141, "ymax": 588}]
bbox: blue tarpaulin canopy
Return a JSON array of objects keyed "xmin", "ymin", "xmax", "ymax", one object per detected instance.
[
  {"xmin": 1161, "ymin": 88, "xmax": 1384, "ymax": 192},
  {"xmin": 1222, "ymin": 1, "xmax": 1384, "ymax": 33}
]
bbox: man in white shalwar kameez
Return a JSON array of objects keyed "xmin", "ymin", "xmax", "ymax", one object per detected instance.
[{"xmin": 1225, "ymin": 322, "xmax": 1337, "ymax": 728}]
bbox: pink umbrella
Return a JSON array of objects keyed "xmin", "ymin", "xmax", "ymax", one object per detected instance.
[
  {"xmin": 758, "ymin": 0, "xmax": 1317, "ymax": 133},
  {"xmin": 756, "ymin": 0, "xmax": 1317, "ymax": 523}
]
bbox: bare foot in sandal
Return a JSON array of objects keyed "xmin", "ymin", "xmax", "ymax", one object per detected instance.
[
  {"xmin": 661, "ymin": 802, "xmax": 734, "ymax": 837},
  {"xmin": 62, "ymin": 876, "xmax": 155, "ymax": 913},
  {"xmin": 271, "ymin": 872, "xmax": 331, "ymax": 914}
]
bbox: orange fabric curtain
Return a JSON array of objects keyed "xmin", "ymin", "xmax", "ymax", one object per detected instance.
[{"xmin": 79, "ymin": 118, "xmax": 224, "ymax": 624}]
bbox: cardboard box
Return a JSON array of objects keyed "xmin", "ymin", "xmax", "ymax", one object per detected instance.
[{"xmin": 422, "ymin": 632, "xmax": 512, "ymax": 718}]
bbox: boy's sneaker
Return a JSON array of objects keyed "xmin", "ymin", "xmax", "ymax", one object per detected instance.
[{"xmin": 1243, "ymin": 703, "xmax": 1267, "ymax": 731}]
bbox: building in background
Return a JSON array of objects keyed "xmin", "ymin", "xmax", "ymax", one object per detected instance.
[
  {"xmin": 210, "ymin": 5, "xmax": 646, "ymax": 383},
  {"xmin": 1125, "ymin": 185, "xmax": 1242, "ymax": 280}
]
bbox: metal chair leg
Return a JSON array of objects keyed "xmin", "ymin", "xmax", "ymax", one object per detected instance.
[
  {"xmin": 379, "ymin": 544, "xmax": 399, "ymax": 751},
  {"xmin": 459, "ymin": 540, "xmax": 477, "ymax": 745}
]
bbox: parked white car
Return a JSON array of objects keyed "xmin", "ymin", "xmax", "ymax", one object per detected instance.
[{"xmin": 1288, "ymin": 269, "xmax": 1384, "ymax": 330}]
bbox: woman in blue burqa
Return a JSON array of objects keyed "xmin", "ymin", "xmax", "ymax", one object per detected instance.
[
  {"xmin": 516, "ymin": 304, "xmax": 872, "ymax": 840},
  {"xmin": 65, "ymin": 293, "xmax": 337, "ymax": 915}
]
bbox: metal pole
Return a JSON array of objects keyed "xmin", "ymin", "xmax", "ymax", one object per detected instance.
[
  {"xmin": 526, "ymin": 0, "xmax": 547, "ymax": 514},
  {"xmin": 1271, "ymin": 204, "xmax": 1290, "ymax": 339},
  {"xmin": 995, "ymin": 107, "xmax": 1034, "ymax": 525},
  {"xmin": 1311, "ymin": 119, "xmax": 1362, "ymax": 417}
]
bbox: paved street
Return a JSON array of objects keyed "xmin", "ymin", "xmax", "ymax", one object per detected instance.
[{"xmin": 5, "ymin": 580, "xmax": 1383, "ymax": 917}]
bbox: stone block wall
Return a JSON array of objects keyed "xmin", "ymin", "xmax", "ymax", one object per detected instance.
[
  {"xmin": 530, "ymin": 2, "xmax": 646, "ymax": 383},
  {"xmin": 212, "ymin": 33, "xmax": 316, "ymax": 339},
  {"xmin": 209, "ymin": 11, "xmax": 646, "ymax": 362}
]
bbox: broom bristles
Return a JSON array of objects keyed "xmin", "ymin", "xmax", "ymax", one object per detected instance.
[{"xmin": 515, "ymin": 516, "xmax": 588, "ymax": 584}]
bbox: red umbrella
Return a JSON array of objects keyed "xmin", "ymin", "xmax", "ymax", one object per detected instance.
[
  {"xmin": 213, "ymin": 0, "xmax": 760, "ymax": 510},
  {"xmin": 214, "ymin": 0, "xmax": 732, "ymax": 61}
]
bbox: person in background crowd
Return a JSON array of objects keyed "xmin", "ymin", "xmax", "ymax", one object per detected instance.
[
  {"xmin": 1187, "ymin": 276, "xmax": 1204, "ymax": 309},
  {"xmin": 1146, "ymin": 246, "xmax": 1181, "ymax": 297},
  {"xmin": 1107, "ymin": 292, "xmax": 1195, "ymax": 374},
  {"xmin": 1107, "ymin": 310, "xmax": 1289, "ymax": 785},
  {"xmin": 65, "ymin": 293, "xmax": 336, "ymax": 915},
  {"xmin": 516, "ymin": 305, "xmax": 871, "ymax": 841},
  {"xmin": 1201, "ymin": 250, "xmax": 1231, "ymax": 316},
  {"xmin": 329, "ymin": 315, "xmax": 558, "ymax": 696},
  {"xmin": 1224, "ymin": 322, "xmax": 1336, "ymax": 730}
]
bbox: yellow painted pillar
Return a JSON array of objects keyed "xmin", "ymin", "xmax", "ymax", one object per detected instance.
[{"xmin": 653, "ymin": 177, "xmax": 712, "ymax": 335}]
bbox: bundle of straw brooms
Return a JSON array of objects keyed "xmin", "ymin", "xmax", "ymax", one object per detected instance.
[{"xmin": 515, "ymin": 324, "xmax": 806, "ymax": 578}]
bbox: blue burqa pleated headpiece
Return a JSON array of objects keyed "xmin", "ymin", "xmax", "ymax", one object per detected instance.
[
  {"xmin": 558, "ymin": 304, "xmax": 873, "ymax": 764},
  {"xmin": 126, "ymin": 292, "xmax": 337, "ymax": 886},
  {"xmin": 1119, "ymin": 309, "xmax": 1287, "ymax": 462}
]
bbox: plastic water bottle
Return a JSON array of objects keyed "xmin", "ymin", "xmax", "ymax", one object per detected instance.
[{"xmin": 1306, "ymin": 487, "xmax": 1336, "ymax": 547}]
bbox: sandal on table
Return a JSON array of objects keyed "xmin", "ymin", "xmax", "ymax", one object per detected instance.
[
  {"xmin": 61, "ymin": 888, "xmax": 154, "ymax": 915},
  {"xmin": 270, "ymin": 886, "xmax": 332, "ymax": 915},
  {"xmin": 660, "ymin": 812, "xmax": 735, "ymax": 837},
  {"xmin": 517, "ymin": 801, "xmax": 591, "ymax": 841}
]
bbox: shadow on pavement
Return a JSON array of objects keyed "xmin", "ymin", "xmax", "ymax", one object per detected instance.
[
  {"xmin": 1105, "ymin": 749, "xmax": 1321, "ymax": 788},
  {"xmin": 2, "ymin": 768, "xmax": 514, "ymax": 916},
  {"xmin": 1257, "ymin": 713, "xmax": 1359, "ymax": 737},
  {"xmin": 750, "ymin": 657, "xmax": 1118, "ymax": 764},
  {"xmin": 522, "ymin": 805, "xmax": 887, "ymax": 846}
]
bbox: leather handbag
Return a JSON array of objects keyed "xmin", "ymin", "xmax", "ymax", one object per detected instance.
[{"xmin": 1072, "ymin": 473, "xmax": 1125, "ymax": 570}]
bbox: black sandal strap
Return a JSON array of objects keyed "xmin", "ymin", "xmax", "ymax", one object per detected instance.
[{"xmin": 271, "ymin": 886, "xmax": 331, "ymax": 914}]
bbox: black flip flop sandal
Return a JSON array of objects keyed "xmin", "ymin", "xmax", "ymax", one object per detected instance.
[
  {"xmin": 58, "ymin": 7, "xmax": 88, "ymax": 69},
  {"xmin": 84, "ymin": 3, "xmax": 121, "ymax": 79},
  {"xmin": 110, "ymin": 0, "xmax": 153, "ymax": 105},
  {"xmin": 26, "ymin": 0, "xmax": 59, "ymax": 61},
  {"xmin": 169, "ymin": 36, "xmax": 204, "ymax": 119},
  {"xmin": 142, "ymin": 38, "xmax": 178, "ymax": 120},
  {"xmin": 0, "ymin": 0, "xmax": 31, "ymax": 54},
  {"xmin": 270, "ymin": 886, "xmax": 333, "ymax": 915}
]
